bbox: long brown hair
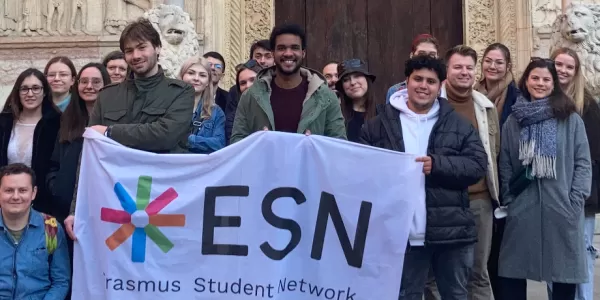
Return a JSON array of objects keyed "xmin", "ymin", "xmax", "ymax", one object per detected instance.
[
  {"xmin": 2, "ymin": 68, "xmax": 58, "ymax": 122},
  {"xmin": 59, "ymin": 63, "xmax": 110, "ymax": 143},
  {"xmin": 340, "ymin": 76, "xmax": 376, "ymax": 123},
  {"xmin": 549, "ymin": 47, "xmax": 593, "ymax": 115}
]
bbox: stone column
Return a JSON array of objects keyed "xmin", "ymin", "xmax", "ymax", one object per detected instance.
[{"xmin": 463, "ymin": 0, "xmax": 530, "ymax": 77}]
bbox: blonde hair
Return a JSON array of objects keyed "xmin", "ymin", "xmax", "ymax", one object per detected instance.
[
  {"xmin": 550, "ymin": 47, "xmax": 587, "ymax": 114},
  {"xmin": 178, "ymin": 56, "xmax": 215, "ymax": 119}
]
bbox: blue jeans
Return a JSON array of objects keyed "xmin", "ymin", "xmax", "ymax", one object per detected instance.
[
  {"xmin": 547, "ymin": 216, "xmax": 596, "ymax": 300},
  {"xmin": 398, "ymin": 243, "xmax": 474, "ymax": 300}
]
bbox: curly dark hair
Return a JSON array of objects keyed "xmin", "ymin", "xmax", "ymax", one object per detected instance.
[
  {"xmin": 269, "ymin": 23, "xmax": 306, "ymax": 50},
  {"xmin": 404, "ymin": 55, "xmax": 447, "ymax": 82}
]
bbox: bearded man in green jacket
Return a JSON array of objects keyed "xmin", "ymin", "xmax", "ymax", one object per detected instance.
[
  {"xmin": 89, "ymin": 18, "xmax": 194, "ymax": 153},
  {"xmin": 231, "ymin": 24, "xmax": 346, "ymax": 143},
  {"xmin": 65, "ymin": 18, "xmax": 194, "ymax": 241}
]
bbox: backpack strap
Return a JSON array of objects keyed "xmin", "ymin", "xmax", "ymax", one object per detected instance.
[{"xmin": 41, "ymin": 213, "xmax": 58, "ymax": 256}]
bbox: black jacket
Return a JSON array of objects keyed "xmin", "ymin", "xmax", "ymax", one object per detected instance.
[
  {"xmin": 359, "ymin": 98, "xmax": 487, "ymax": 245},
  {"xmin": 0, "ymin": 103, "xmax": 61, "ymax": 215},
  {"xmin": 46, "ymin": 137, "xmax": 83, "ymax": 223},
  {"xmin": 582, "ymin": 98, "xmax": 600, "ymax": 215},
  {"xmin": 225, "ymin": 84, "xmax": 239, "ymax": 144},
  {"xmin": 215, "ymin": 87, "xmax": 228, "ymax": 113}
]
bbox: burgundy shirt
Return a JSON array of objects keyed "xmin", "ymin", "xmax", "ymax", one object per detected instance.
[{"xmin": 270, "ymin": 77, "xmax": 308, "ymax": 133}]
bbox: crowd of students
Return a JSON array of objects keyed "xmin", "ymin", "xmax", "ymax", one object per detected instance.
[{"xmin": 0, "ymin": 15, "xmax": 597, "ymax": 300}]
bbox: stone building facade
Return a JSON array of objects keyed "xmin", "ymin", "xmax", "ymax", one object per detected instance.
[
  {"xmin": 0, "ymin": 0, "xmax": 594, "ymax": 104},
  {"xmin": 0, "ymin": 0, "xmax": 275, "ymax": 103},
  {"xmin": 464, "ymin": 0, "xmax": 600, "ymax": 78}
]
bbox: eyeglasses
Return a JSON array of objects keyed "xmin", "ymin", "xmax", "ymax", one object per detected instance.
[
  {"xmin": 19, "ymin": 86, "xmax": 43, "ymax": 95},
  {"xmin": 208, "ymin": 62, "xmax": 223, "ymax": 70},
  {"xmin": 79, "ymin": 78, "xmax": 104, "ymax": 88}
]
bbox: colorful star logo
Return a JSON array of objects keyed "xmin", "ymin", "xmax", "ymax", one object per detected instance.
[{"xmin": 100, "ymin": 176, "xmax": 185, "ymax": 263}]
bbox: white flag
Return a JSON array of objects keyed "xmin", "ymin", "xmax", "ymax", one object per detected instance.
[{"xmin": 72, "ymin": 129, "xmax": 420, "ymax": 300}]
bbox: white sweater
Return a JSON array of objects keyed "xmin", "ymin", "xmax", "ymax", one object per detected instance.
[{"xmin": 390, "ymin": 89, "xmax": 439, "ymax": 246}]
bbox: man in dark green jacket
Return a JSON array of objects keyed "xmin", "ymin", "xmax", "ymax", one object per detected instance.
[
  {"xmin": 231, "ymin": 24, "xmax": 346, "ymax": 143},
  {"xmin": 89, "ymin": 18, "xmax": 194, "ymax": 153},
  {"xmin": 65, "ymin": 18, "xmax": 193, "ymax": 240}
]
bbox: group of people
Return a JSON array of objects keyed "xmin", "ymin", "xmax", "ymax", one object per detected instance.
[{"xmin": 0, "ymin": 15, "xmax": 597, "ymax": 300}]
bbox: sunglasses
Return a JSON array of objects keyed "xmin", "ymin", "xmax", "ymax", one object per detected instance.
[{"xmin": 235, "ymin": 59, "xmax": 260, "ymax": 72}]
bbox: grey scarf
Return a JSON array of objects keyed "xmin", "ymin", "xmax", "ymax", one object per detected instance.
[{"xmin": 511, "ymin": 95, "xmax": 557, "ymax": 179}]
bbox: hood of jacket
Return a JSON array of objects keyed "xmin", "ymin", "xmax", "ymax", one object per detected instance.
[{"xmin": 389, "ymin": 89, "xmax": 440, "ymax": 122}]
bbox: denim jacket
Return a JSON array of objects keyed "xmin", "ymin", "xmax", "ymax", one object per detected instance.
[
  {"xmin": 385, "ymin": 80, "xmax": 407, "ymax": 104},
  {"xmin": 188, "ymin": 105, "xmax": 226, "ymax": 154},
  {"xmin": 0, "ymin": 209, "xmax": 70, "ymax": 300}
]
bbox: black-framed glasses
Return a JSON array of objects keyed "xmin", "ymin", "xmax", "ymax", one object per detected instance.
[{"xmin": 19, "ymin": 86, "xmax": 43, "ymax": 95}]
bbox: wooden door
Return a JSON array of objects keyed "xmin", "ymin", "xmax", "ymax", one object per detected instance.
[{"xmin": 275, "ymin": 0, "xmax": 464, "ymax": 104}]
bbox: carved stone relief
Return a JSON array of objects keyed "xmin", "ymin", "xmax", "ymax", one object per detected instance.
[
  {"xmin": 0, "ymin": 0, "xmax": 19, "ymax": 36},
  {"xmin": 224, "ymin": 0, "xmax": 245, "ymax": 88},
  {"xmin": 463, "ymin": 0, "xmax": 497, "ymax": 78},
  {"xmin": 143, "ymin": 4, "xmax": 200, "ymax": 78},
  {"xmin": 244, "ymin": 0, "xmax": 274, "ymax": 54},
  {"xmin": 531, "ymin": 0, "xmax": 600, "ymax": 59},
  {"xmin": 0, "ymin": 0, "xmax": 276, "ymax": 101},
  {"xmin": 0, "ymin": 0, "xmax": 210, "ymax": 103},
  {"xmin": 549, "ymin": 3, "xmax": 600, "ymax": 96},
  {"xmin": 0, "ymin": 0, "xmax": 207, "ymax": 37}
]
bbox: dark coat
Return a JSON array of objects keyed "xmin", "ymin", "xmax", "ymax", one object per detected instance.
[
  {"xmin": 499, "ymin": 113, "xmax": 590, "ymax": 282},
  {"xmin": 215, "ymin": 87, "xmax": 228, "ymax": 113},
  {"xmin": 582, "ymin": 99, "xmax": 600, "ymax": 215},
  {"xmin": 499, "ymin": 82, "xmax": 520, "ymax": 128},
  {"xmin": 46, "ymin": 137, "xmax": 83, "ymax": 223},
  {"xmin": 225, "ymin": 84, "xmax": 239, "ymax": 144},
  {"xmin": 0, "ymin": 103, "xmax": 61, "ymax": 215},
  {"xmin": 359, "ymin": 98, "xmax": 487, "ymax": 245},
  {"xmin": 89, "ymin": 68, "xmax": 194, "ymax": 153}
]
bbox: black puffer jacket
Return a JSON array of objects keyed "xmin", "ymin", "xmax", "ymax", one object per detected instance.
[
  {"xmin": 582, "ymin": 97, "xmax": 600, "ymax": 215},
  {"xmin": 359, "ymin": 98, "xmax": 487, "ymax": 245}
]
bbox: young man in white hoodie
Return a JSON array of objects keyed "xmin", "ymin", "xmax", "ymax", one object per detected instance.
[{"xmin": 360, "ymin": 55, "xmax": 488, "ymax": 300}]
